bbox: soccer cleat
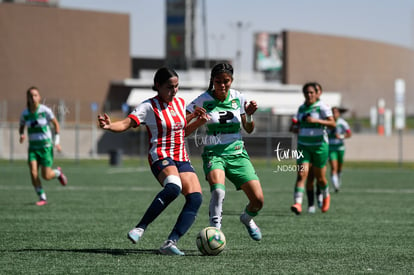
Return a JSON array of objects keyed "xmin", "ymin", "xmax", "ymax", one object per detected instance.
[
  {"xmin": 307, "ymin": 205, "xmax": 316, "ymax": 214},
  {"xmin": 159, "ymin": 240, "xmax": 185, "ymax": 256},
  {"xmin": 127, "ymin": 227, "xmax": 144, "ymax": 244},
  {"xmin": 291, "ymin": 203, "xmax": 302, "ymax": 215},
  {"xmin": 321, "ymin": 195, "xmax": 331, "ymax": 213},
  {"xmin": 57, "ymin": 167, "xmax": 67, "ymax": 186},
  {"xmin": 36, "ymin": 200, "xmax": 47, "ymax": 206},
  {"xmin": 240, "ymin": 215, "xmax": 262, "ymax": 241}
]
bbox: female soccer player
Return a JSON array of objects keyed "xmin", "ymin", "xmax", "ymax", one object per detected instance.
[
  {"xmin": 328, "ymin": 106, "xmax": 352, "ymax": 192},
  {"xmin": 186, "ymin": 63, "xmax": 264, "ymax": 241},
  {"xmin": 19, "ymin": 86, "xmax": 67, "ymax": 206},
  {"xmin": 98, "ymin": 67, "xmax": 203, "ymax": 256},
  {"xmin": 291, "ymin": 82, "xmax": 336, "ymax": 215}
]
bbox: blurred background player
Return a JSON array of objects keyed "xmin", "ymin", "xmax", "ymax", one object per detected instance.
[
  {"xmin": 304, "ymin": 82, "xmax": 324, "ymax": 213},
  {"xmin": 290, "ymin": 82, "xmax": 325, "ymax": 213},
  {"xmin": 328, "ymin": 106, "xmax": 352, "ymax": 192},
  {"xmin": 19, "ymin": 86, "xmax": 67, "ymax": 206},
  {"xmin": 98, "ymin": 67, "xmax": 203, "ymax": 256},
  {"xmin": 291, "ymin": 82, "xmax": 335, "ymax": 215},
  {"xmin": 186, "ymin": 63, "xmax": 264, "ymax": 241}
]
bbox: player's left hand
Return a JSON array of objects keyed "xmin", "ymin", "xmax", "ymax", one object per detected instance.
[
  {"xmin": 55, "ymin": 144, "xmax": 62, "ymax": 152},
  {"xmin": 245, "ymin": 100, "xmax": 258, "ymax": 116},
  {"xmin": 194, "ymin": 106, "xmax": 211, "ymax": 121}
]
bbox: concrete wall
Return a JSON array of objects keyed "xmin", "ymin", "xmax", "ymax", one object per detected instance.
[
  {"xmin": 284, "ymin": 31, "xmax": 414, "ymax": 118},
  {"xmin": 0, "ymin": 3, "xmax": 130, "ymax": 122}
]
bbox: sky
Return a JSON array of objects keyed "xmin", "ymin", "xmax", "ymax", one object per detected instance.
[{"xmin": 59, "ymin": 0, "xmax": 414, "ymax": 72}]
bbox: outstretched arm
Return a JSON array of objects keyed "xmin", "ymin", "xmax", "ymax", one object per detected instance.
[{"xmin": 98, "ymin": 113, "xmax": 136, "ymax": 132}]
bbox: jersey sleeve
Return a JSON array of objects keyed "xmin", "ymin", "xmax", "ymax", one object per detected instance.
[
  {"xmin": 186, "ymin": 93, "xmax": 205, "ymax": 113},
  {"xmin": 19, "ymin": 110, "xmax": 26, "ymax": 126},
  {"xmin": 238, "ymin": 92, "xmax": 247, "ymax": 115},
  {"xmin": 292, "ymin": 114, "xmax": 298, "ymax": 124},
  {"xmin": 128, "ymin": 100, "xmax": 152, "ymax": 127},
  {"xmin": 321, "ymin": 102, "xmax": 333, "ymax": 119},
  {"xmin": 342, "ymin": 119, "xmax": 351, "ymax": 133},
  {"xmin": 44, "ymin": 105, "xmax": 55, "ymax": 121}
]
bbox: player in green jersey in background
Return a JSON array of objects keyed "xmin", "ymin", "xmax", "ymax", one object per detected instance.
[
  {"xmin": 19, "ymin": 87, "xmax": 67, "ymax": 206},
  {"xmin": 328, "ymin": 106, "xmax": 352, "ymax": 192},
  {"xmin": 291, "ymin": 82, "xmax": 335, "ymax": 215}
]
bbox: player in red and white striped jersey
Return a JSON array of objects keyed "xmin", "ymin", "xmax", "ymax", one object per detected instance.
[
  {"xmin": 98, "ymin": 67, "xmax": 204, "ymax": 256},
  {"xmin": 128, "ymin": 94, "xmax": 189, "ymax": 164}
]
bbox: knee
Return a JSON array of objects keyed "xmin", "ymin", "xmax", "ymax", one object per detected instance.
[
  {"xmin": 163, "ymin": 175, "xmax": 181, "ymax": 196},
  {"xmin": 251, "ymin": 196, "xmax": 264, "ymax": 211},
  {"xmin": 41, "ymin": 170, "xmax": 49, "ymax": 180}
]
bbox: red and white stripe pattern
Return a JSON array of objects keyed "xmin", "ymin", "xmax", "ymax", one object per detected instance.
[{"xmin": 128, "ymin": 96, "xmax": 188, "ymax": 164}]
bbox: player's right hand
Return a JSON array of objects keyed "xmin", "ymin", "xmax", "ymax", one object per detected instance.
[{"xmin": 98, "ymin": 113, "xmax": 111, "ymax": 129}]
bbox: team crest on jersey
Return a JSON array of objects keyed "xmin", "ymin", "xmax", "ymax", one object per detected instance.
[
  {"xmin": 231, "ymin": 100, "xmax": 238, "ymax": 109},
  {"xmin": 170, "ymin": 109, "xmax": 177, "ymax": 116},
  {"xmin": 173, "ymin": 122, "xmax": 183, "ymax": 131},
  {"xmin": 207, "ymin": 161, "xmax": 212, "ymax": 169},
  {"xmin": 162, "ymin": 159, "xmax": 169, "ymax": 166}
]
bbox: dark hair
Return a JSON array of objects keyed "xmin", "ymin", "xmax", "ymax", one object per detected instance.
[
  {"xmin": 302, "ymin": 82, "xmax": 318, "ymax": 94},
  {"xmin": 208, "ymin": 63, "xmax": 234, "ymax": 91},
  {"xmin": 26, "ymin": 86, "xmax": 39, "ymax": 109},
  {"xmin": 152, "ymin": 67, "xmax": 178, "ymax": 91},
  {"xmin": 313, "ymin": 82, "xmax": 323, "ymax": 92}
]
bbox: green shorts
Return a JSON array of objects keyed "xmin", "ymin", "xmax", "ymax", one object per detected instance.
[
  {"xmin": 28, "ymin": 146, "xmax": 54, "ymax": 167},
  {"xmin": 329, "ymin": 149, "xmax": 345, "ymax": 164},
  {"xmin": 296, "ymin": 142, "xmax": 329, "ymax": 168},
  {"xmin": 202, "ymin": 149, "xmax": 259, "ymax": 190}
]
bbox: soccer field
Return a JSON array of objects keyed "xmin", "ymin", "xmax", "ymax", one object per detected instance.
[{"xmin": 0, "ymin": 158, "xmax": 413, "ymax": 274}]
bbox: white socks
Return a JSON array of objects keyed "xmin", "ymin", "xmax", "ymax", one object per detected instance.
[
  {"xmin": 209, "ymin": 188, "xmax": 225, "ymax": 229},
  {"xmin": 331, "ymin": 174, "xmax": 339, "ymax": 190},
  {"xmin": 54, "ymin": 169, "xmax": 61, "ymax": 178}
]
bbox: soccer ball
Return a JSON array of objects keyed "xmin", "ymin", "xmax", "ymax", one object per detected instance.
[{"xmin": 196, "ymin": 227, "xmax": 226, "ymax": 256}]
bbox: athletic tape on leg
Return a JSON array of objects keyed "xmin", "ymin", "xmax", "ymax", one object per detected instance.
[{"xmin": 163, "ymin": 175, "xmax": 182, "ymax": 190}]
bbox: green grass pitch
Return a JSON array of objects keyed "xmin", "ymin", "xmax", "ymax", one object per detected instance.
[{"xmin": 0, "ymin": 158, "xmax": 413, "ymax": 274}]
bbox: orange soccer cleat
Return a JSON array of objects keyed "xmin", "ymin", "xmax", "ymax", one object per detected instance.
[
  {"xmin": 291, "ymin": 203, "xmax": 302, "ymax": 215},
  {"xmin": 321, "ymin": 195, "xmax": 331, "ymax": 213}
]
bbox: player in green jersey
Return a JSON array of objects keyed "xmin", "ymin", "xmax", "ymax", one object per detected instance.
[
  {"xmin": 291, "ymin": 82, "xmax": 336, "ymax": 215},
  {"xmin": 328, "ymin": 107, "xmax": 352, "ymax": 192},
  {"xmin": 19, "ymin": 87, "xmax": 67, "ymax": 206},
  {"xmin": 186, "ymin": 63, "xmax": 263, "ymax": 241}
]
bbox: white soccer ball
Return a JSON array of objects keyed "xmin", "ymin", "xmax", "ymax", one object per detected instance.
[{"xmin": 196, "ymin": 226, "xmax": 226, "ymax": 256}]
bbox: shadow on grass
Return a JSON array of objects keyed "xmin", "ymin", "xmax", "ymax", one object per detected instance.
[
  {"xmin": 9, "ymin": 248, "xmax": 159, "ymax": 255},
  {"xmin": 8, "ymin": 248, "xmax": 203, "ymax": 256},
  {"xmin": 223, "ymin": 210, "xmax": 291, "ymax": 217}
]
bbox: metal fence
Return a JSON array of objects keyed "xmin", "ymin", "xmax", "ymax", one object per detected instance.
[{"xmin": 1, "ymin": 102, "xmax": 296, "ymax": 163}]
